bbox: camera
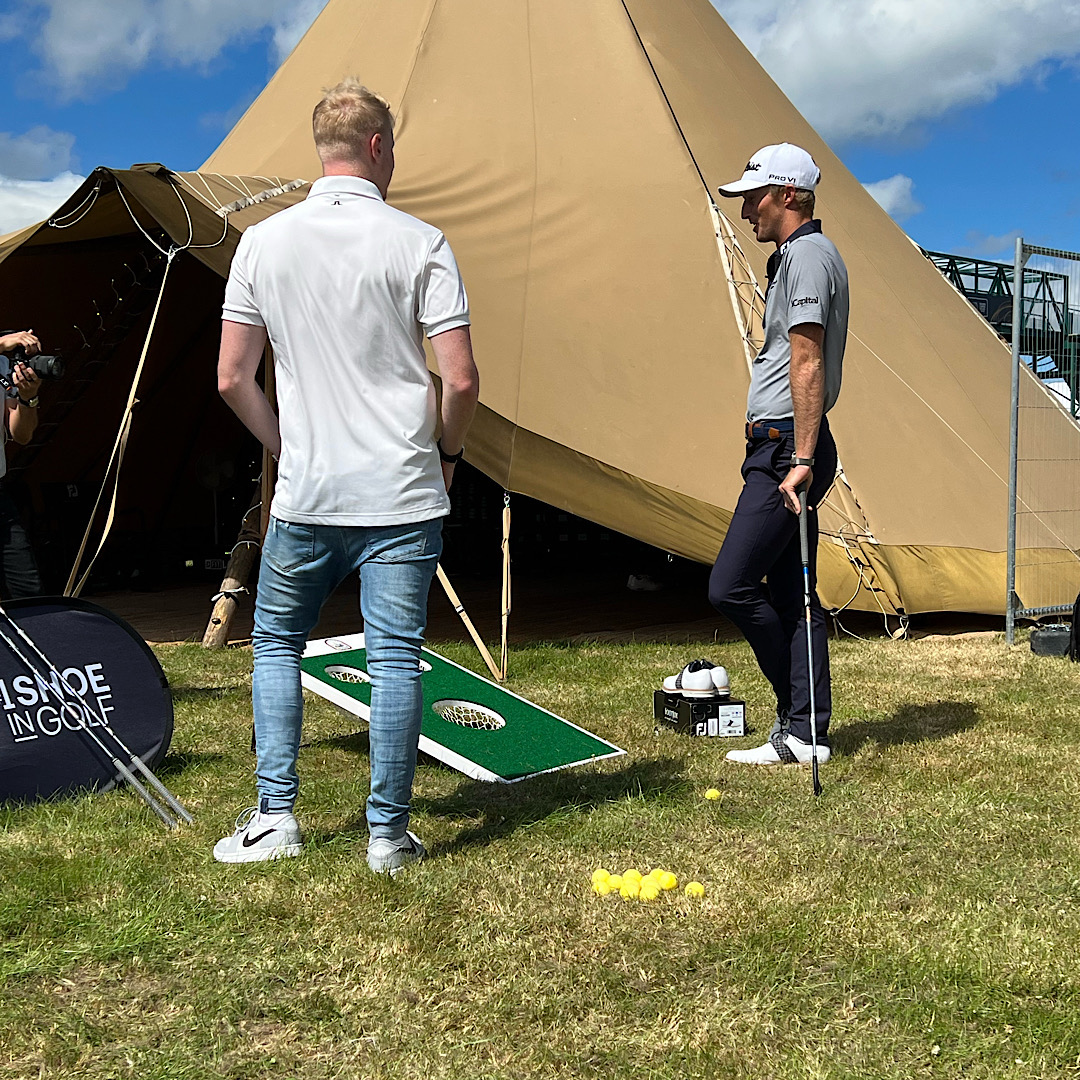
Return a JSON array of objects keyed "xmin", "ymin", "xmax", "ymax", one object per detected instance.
[{"xmin": 1, "ymin": 345, "xmax": 64, "ymax": 381}]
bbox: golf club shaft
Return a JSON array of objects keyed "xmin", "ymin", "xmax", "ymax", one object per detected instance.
[
  {"xmin": 798, "ymin": 487, "xmax": 822, "ymax": 796},
  {"xmin": 0, "ymin": 605, "xmax": 190, "ymax": 824}
]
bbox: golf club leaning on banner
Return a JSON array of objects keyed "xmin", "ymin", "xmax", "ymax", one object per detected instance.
[
  {"xmin": 798, "ymin": 486, "xmax": 823, "ymax": 797},
  {"xmin": 0, "ymin": 602, "xmax": 192, "ymax": 828}
]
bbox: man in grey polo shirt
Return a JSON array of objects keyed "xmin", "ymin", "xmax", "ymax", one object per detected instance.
[
  {"xmin": 707, "ymin": 143, "xmax": 848, "ymax": 766},
  {"xmin": 213, "ymin": 79, "xmax": 479, "ymax": 871}
]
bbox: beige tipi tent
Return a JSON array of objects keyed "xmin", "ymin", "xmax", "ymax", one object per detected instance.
[{"xmin": 2, "ymin": 0, "xmax": 1076, "ymax": 615}]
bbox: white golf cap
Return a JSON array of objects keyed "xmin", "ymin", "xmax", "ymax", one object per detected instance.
[{"xmin": 718, "ymin": 143, "xmax": 821, "ymax": 197}]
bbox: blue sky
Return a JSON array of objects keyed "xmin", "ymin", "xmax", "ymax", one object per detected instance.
[{"xmin": 1, "ymin": 0, "xmax": 1078, "ymax": 263}]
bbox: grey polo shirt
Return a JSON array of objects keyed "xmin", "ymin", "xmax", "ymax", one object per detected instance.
[{"xmin": 746, "ymin": 221, "xmax": 848, "ymax": 422}]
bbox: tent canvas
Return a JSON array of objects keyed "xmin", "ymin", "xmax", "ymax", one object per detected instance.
[{"xmin": 1, "ymin": 0, "xmax": 1077, "ymax": 616}]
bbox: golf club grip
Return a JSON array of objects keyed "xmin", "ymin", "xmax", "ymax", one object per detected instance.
[
  {"xmin": 130, "ymin": 757, "xmax": 194, "ymax": 823},
  {"xmin": 798, "ymin": 487, "xmax": 809, "ymax": 564},
  {"xmin": 111, "ymin": 754, "xmax": 178, "ymax": 828}
]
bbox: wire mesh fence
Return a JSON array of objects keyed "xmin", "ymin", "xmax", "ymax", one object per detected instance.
[{"xmin": 1006, "ymin": 240, "xmax": 1080, "ymax": 643}]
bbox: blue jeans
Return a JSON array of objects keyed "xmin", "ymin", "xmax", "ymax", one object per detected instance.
[{"xmin": 252, "ymin": 514, "xmax": 442, "ymax": 839}]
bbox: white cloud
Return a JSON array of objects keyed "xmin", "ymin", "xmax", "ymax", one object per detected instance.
[
  {"xmin": 271, "ymin": 0, "xmax": 328, "ymax": 64},
  {"xmin": 0, "ymin": 126, "xmax": 76, "ymax": 180},
  {"xmin": 714, "ymin": 0, "xmax": 1080, "ymax": 141},
  {"xmin": 18, "ymin": 0, "xmax": 330, "ymax": 99},
  {"xmin": 0, "ymin": 171, "xmax": 85, "ymax": 235},
  {"xmin": 963, "ymin": 229, "xmax": 1024, "ymax": 260},
  {"xmin": 862, "ymin": 174, "xmax": 922, "ymax": 221}
]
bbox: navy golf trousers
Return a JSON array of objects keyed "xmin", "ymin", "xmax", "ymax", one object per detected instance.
[{"xmin": 708, "ymin": 416, "xmax": 837, "ymax": 745}]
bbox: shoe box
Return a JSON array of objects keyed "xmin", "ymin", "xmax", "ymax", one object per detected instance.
[{"xmin": 653, "ymin": 690, "xmax": 746, "ymax": 737}]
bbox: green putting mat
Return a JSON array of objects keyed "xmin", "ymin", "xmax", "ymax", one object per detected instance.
[{"xmin": 301, "ymin": 633, "xmax": 624, "ymax": 783}]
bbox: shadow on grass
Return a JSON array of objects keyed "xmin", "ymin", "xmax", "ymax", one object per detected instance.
[
  {"xmin": 170, "ymin": 686, "xmax": 241, "ymax": 704},
  {"xmin": 832, "ymin": 700, "xmax": 978, "ymax": 756},
  {"xmin": 306, "ymin": 757, "xmax": 688, "ymax": 851},
  {"xmin": 156, "ymin": 750, "xmax": 228, "ymax": 777}
]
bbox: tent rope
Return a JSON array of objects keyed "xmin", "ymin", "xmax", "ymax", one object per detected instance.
[
  {"xmin": 47, "ymin": 178, "xmax": 103, "ymax": 230},
  {"xmin": 64, "ymin": 250, "xmax": 176, "ymax": 597}
]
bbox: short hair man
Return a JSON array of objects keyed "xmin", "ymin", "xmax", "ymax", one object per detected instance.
[
  {"xmin": 708, "ymin": 143, "xmax": 848, "ymax": 766},
  {"xmin": 214, "ymin": 79, "xmax": 479, "ymax": 871}
]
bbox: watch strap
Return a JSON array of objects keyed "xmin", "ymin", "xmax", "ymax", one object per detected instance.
[{"xmin": 437, "ymin": 439, "xmax": 464, "ymax": 464}]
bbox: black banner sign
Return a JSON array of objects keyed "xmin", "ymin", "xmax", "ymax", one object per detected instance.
[{"xmin": 0, "ymin": 597, "xmax": 173, "ymax": 802}]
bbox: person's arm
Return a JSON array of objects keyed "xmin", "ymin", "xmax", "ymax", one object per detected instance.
[
  {"xmin": 7, "ymin": 362, "xmax": 42, "ymax": 444},
  {"xmin": 779, "ymin": 323, "xmax": 825, "ymax": 515},
  {"xmin": 430, "ymin": 326, "xmax": 479, "ymax": 491},
  {"xmin": 218, "ymin": 320, "xmax": 280, "ymax": 458}
]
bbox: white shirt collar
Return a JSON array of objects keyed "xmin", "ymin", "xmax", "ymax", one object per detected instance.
[{"xmin": 308, "ymin": 175, "xmax": 384, "ymax": 201}]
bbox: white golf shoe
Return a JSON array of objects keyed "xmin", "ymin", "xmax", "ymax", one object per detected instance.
[
  {"xmin": 213, "ymin": 806, "xmax": 302, "ymax": 863},
  {"xmin": 662, "ymin": 659, "xmax": 730, "ymax": 697},
  {"xmin": 725, "ymin": 732, "xmax": 831, "ymax": 766},
  {"xmin": 367, "ymin": 830, "xmax": 426, "ymax": 876}
]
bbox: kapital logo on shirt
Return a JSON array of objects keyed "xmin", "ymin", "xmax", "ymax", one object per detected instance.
[{"xmin": 791, "ymin": 296, "xmax": 819, "ymax": 307}]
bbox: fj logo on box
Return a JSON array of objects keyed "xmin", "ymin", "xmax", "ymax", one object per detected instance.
[
  {"xmin": 2, "ymin": 662, "xmax": 115, "ymax": 744},
  {"xmin": 792, "ymin": 296, "xmax": 819, "ymax": 307}
]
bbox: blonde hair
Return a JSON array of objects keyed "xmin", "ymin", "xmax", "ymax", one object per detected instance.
[
  {"xmin": 312, "ymin": 78, "xmax": 393, "ymax": 162},
  {"xmin": 769, "ymin": 184, "xmax": 815, "ymax": 216}
]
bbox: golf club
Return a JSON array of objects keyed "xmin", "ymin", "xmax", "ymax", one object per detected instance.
[
  {"xmin": 0, "ymin": 603, "xmax": 192, "ymax": 826},
  {"xmin": 798, "ymin": 486, "xmax": 823, "ymax": 797}
]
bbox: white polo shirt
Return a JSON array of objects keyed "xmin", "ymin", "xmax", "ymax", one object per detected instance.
[{"xmin": 222, "ymin": 175, "xmax": 470, "ymax": 525}]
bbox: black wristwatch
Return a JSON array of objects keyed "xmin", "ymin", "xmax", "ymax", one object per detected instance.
[
  {"xmin": 437, "ymin": 439, "xmax": 464, "ymax": 464},
  {"xmin": 18, "ymin": 395, "xmax": 39, "ymax": 409},
  {"xmin": 791, "ymin": 454, "xmax": 814, "ymax": 467}
]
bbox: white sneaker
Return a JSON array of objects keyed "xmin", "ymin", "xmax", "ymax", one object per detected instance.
[
  {"xmin": 662, "ymin": 659, "xmax": 729, "ymax": 697},
  {"xmin": 213, "ymin": 807, "xmax": 302, "ymax": 863},
  {"xmin": 367, "ymin": 830, "xmax": 426, "ymax": 876},
  {"xmin": 725, "ymin": 732, "xmax": 831, "ymax": 766}
]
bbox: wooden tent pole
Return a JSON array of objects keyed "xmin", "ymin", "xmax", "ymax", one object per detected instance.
[
  {"xmin": 201, "ymin": 487, "xmax": 262, "ymax": 648},
  {"xmin": 436, "ymin": 564, "xmax": 503, "ymax": 681},
  {"xmin": 500, "ymin": 493, "xmax": 511, "ymax": 679},
  {"xmin": 202, "ymin": 344, "xmax": 276, "ymax": 648}
]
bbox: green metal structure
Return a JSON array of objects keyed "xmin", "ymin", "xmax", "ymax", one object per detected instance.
[{"xmin": 924, "ymin": 248, "xmax": 1080, "ymax": 416}]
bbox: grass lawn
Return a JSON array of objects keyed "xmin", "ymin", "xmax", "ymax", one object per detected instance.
[{"xmin": 2, "ymin": 629, "xmax": 1080, "ymax": 1079}]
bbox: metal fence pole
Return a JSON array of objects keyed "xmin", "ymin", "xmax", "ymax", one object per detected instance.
[{"xmin": 1006, "ymin": 236, "xmax": 1025, "ymax": 645}]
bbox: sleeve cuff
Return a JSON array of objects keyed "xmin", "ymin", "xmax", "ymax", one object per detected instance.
[
  {"xmin": 425, "ymin": 315, "xmax": 471, "ymax": 339},
  {"xmin": 222, "ymin": 309, "xmax": 266, "ymax": 328}
]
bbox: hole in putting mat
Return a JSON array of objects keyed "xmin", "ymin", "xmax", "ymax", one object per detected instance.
[
  {"xmin": 324, "ymin": 665, "xmax": 371, "ymax": 684},
  {"xmin": 432, "ymin": 699, "xmax": 506, "ymax": 731}
]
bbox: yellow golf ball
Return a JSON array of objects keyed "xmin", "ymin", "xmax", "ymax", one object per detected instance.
[
  {"xmin": 592, "ymin": 879, "xmax": 613, "ymax": 896},
  {"xmin": 592, "ymin": 868, "xmax": 611, "ymax": 886},
  {"xmin": 704, "ymin": 788, "xmax": 722, "ymax": 801},
  {"xmin": 620, "ymin": 879, "xmax": 641, "ymax": 900},
  {"xmin": 607, "ymin": 874, "xmax": 624, "ymax": 890},
  {"xmin": 622, "ymin": 868, "xmax": 643, "ymax": 884},
  {"xmin": 685, "ymin": 881, "xmax": 705, "ymax": 898},
  {"xmin": 646, "ymin": 868, "xmax": 665, "ymax": 882},
  {"xmin": 639, "ymin": 881, "xmax": 661, "ymax": 902},
  {"xmin": 659, "ymin": 872, "xmax": 678, "ymax": 891}
]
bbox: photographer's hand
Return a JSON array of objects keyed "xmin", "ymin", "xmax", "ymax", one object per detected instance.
[
  {"xmin": 0, "ymin": 330, "xmax": 40, "ymax": 358},
  {"xmin": 13, "ymin": 363, "xmax": 41, "ymax": 403}
]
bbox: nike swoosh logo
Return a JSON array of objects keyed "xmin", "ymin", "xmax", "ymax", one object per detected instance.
[{"xmin": 242, "ymin": 829, "xmax": 277, "ymax": 847}]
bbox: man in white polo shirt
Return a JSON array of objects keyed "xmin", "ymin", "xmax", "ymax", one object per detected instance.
[{"xmin": 213, "ymin": 79, "xmax": 479, "ymax": 873}]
